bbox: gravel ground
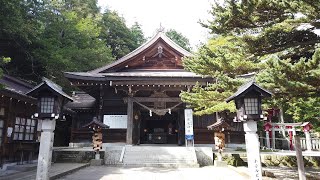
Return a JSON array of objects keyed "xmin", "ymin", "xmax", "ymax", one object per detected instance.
[{"xmin": 262, "ymin": 166, "xmax": 320, "ymax": 180}]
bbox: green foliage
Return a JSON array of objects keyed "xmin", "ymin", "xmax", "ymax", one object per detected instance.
[
  {"xmin": 130, "ymin": 22, "xmax": 146, "ymax": 48},
  {"xmin": 0, "ymin": 0, "xmax": 145, "ymax": 89},
  {"xmin": 100, "ymin": 10, "xmax": 145, "ymax": 59},
  {"xmin": 183, "ymin": 0, "xmax": 320, "ymax": 129},
  {"xmin": 181, "ymin": 36, "xmax": 259, "ymax": 115},
  {"xmin": 165, "ymin": 29, "xmax": 192, "ymax": 52}
]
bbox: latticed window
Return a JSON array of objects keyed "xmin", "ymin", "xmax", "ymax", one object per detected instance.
[
  {"xmin": 13, "ymin": 117, "xmax": 37, "ymax": 140},
  {"xmin": 25, "ymin": 119, "xmax": 36, "ymax": 140},
  {"xmin": 40, "ymin": 97, "xmax": 54, "ymax": 113},
  {"xmin": 14, "ymin": 117, "xmax": 25, "ymax": 140},
  {"xmin": 244, "ymin": 98, "xmax": 258, "ymax": 115}
]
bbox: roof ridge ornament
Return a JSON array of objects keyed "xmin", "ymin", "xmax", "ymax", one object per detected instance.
[{"xmin": 157, "ymin": 23, "xmax": 165, "ymax": 33}]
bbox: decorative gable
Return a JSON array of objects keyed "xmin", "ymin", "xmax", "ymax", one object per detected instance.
[{"xmin": 90, "ymin": 31, "xmax": 192, "ymax": 73}]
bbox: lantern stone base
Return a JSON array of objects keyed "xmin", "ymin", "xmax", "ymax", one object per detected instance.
[
  {"xmin": 214, "ymin": 160, "xmax": 228, "ymax": 167},
  {"xmin": 90, "ymin": 159, "xmax": 104, "ymax": 166}
]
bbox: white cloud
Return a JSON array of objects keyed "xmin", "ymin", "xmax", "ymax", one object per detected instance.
[{"xmin": 98, "ymin": 0, "xmax": 215, "ymax": 49}]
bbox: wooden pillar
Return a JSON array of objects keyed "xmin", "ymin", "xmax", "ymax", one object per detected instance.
[{"xmin": 126, "ymin": 97, "xmax": 133, "ymax": 144}]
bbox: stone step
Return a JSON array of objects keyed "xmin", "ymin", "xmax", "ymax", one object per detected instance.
[
  {"xmin": 122, "ymin": 146, "xmax": 198, "ymax": 167},
  {"xmin": 122, "ymin": 163, "xmax": 200, "ymax": 168}
]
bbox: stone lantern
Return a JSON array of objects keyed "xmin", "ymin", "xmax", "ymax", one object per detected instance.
[
  {"xmin": 226, "ymin": 80, "xmax": 272, "ymax": 180},
  {"xmin": 83, "ymin": 117, "xmax": 109, "ymax": 166},
  {"xmin": 27, "ymin": 78, "xmax": 73, "ymax": 180}
]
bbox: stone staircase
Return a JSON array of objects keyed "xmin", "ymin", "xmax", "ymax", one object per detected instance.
[{"xmin": 121, "ymin": 146, "xmax": 199, "ymax": 167}]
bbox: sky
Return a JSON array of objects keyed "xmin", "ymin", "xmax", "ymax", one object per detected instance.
[{"xmin": 98, "ymin": 0, "xmax": 215, "ymax": 49}]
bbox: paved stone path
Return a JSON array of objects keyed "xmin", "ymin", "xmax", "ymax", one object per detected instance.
[
  {"xmin": 0, "ymin": 163, "xmax": 88, "ymax": 180},
  {"xmin": 56, "ymin": 166, "xmax": 249, "ymax": 180}
]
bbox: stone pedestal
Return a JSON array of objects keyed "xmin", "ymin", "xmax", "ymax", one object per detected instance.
[
  {"xmin": 243, "ymin": 120, "xmax": 262, "ymax": 180},
  {"xmin": 90, "ymin": 159, "xmax": 104, "ymax": 166},
  {"xmin": 95, "ymin": 153, "xmax": 100, "ymax": 160},
  {"xmin": 36, "ymin": 120, "xmax": 56, "ymax": 180},
  {"xmin": 214, "ymin": 160, "xmax": 228, "ymax": 167}
]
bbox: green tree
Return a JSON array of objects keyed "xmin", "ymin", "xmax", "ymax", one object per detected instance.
[
  {"xmin": 166, "ymin": 29, "xmax": 192, "ymax": 52},
  {"xmin": 130, "ymin": 22, "xmax": 146, "ymax": 47},
  {"xmin": 181, "ymin": 36, "xmax": 259, "ymax": 115},
  {"xmin": 100, "ymin": 10, "xmax": 143, "ymax": 59},
  {"xmin": 0, "ymin": 0, "xmax": 45, "ymax": 80},
  {"xmin": 0, "ymin": 0, "xmax": 115, "ymax": 87},
  {"xmin": 184, "ymin": 0, "xmax": 320, "ymax": 129}
]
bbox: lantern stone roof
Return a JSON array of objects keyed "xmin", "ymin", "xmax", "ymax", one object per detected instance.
[
  {"xmin": 207, "ymin": 119, "xmax": 235, "ymax": 131},
  {"xmin": 82, "ymin": 118, "xmax": 109, "ymax": 129},
  {"xmin": 26, "ymin": 77, "xmax": 73, "ymax": 102},
  {"xmin": 226, "ymin": 80, "xmax": 272, "ymax": 102}
]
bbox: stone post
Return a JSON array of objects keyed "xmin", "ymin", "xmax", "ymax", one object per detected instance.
[
  {"xmin": 271, "ymin": 127, "xmax": 276, "ymax": 149},
  {"xmin": 243, "ymin": 120, "xmax": 262, "ymax": 180},
  {"xmin": 36, "ymin": 119, "xmax": 56, "ymax": 180},
  {"xmin": 304, "ymin": 131, "xmax": 312, "ymax": 151},
  {"xmin": 265, "ymin": 131, "xmax": 270, "ymax": 149}
]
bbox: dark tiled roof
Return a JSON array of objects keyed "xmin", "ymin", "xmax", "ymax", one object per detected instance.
[
  {"xmin": 0, "ymin": 75, "xmax": 37, "ymax": 103},
  {"xmin": 0, "ymin": 74, "xmax": 34, "ymax": 94},
  {"xmin": 27, "ymin": 77, "xmax": 73, "ymax": 101},
  {"xmin": 65, "ymin": 70, "xmax": 206, "ymax": 79},
  {"xmin": 65, "ymin": 92, "xmax": 96, "ymax": 109}
]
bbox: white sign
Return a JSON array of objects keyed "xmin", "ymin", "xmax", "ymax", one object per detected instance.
[
  {"xmin": 184, "ymin": 109, "xmax": 194, "ymax": 140},
  {"xmin": 103, "ymin": 115, "xmax": 127, "ymax": 129}
]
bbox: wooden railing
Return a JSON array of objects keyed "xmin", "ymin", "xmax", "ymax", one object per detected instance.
[
  {"xmin": 300, "ymin": 138, "xmax": 320, "ymax": 150},
  {"xmin": 259, "ymin": 137, "xmax": 320, "ymax": 151}
]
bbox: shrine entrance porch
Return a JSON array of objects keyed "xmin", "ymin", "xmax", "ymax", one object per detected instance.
[{"xmin": 139, "ymin": 111, "xmax": 179, "ymax": 145}]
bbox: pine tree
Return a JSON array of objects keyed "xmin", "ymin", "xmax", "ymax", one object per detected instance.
[{"xmin": 184, "ymin": 0, "xmax": 320, "ymax": 129}]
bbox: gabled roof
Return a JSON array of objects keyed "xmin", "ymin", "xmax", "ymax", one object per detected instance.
[
  {"xmin": 207, "ymin": 119, "xmax": 234, "ymax": 131},
  {"xmin": 82, "ymin": 117, "xmax": 109, "ymax": 129},
  {"xmin": 0, "ymin": 74, "xmax": 34, "ymax": 94},
  {"xmin": 65, "ymin": 91, "xmax": 96, "ymax": 109},
  {"xmin": 90, "ymin": 31, "xmax": 193, "ymax": 73},
  {"xmin": 226, "ymin": 80, "xmax": 272, "ymax": 102},
  {"xmin": 27, "ymin": 77, "xmax": 73, "ymax": 102},
  {"xmin": 0, "ymin": 74, "xmax": 37, "ymax": 103}
]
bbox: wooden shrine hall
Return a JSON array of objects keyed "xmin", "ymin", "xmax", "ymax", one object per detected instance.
[{"xmin": 64, "ymin": 31, "xmax": 245, "ymax": 145}]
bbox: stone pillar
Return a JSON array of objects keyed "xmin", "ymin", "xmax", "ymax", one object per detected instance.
[
  {"xmin": 305, "ymin": 131, "xmax": 312, "ymax": 151},
  {"xmin": 265, "ymin": 131, "xmax": 270, "ymax": 148},
  {"xmin": 272, "ymin": 127, "xmax": 275, "ymax": 149},
  {"xmin": 126, "ymin": 97, "xmax": 133, "ymax": 144},
  {"xmin": 36, "ymin": 120, "xmax": 56, "ymax": 180},
  {"xmin": 243, "ymin": 120, "xmax": 262, "ymax": 180}
]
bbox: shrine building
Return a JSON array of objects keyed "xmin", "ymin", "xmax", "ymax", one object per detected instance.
[{"xmin": 64, "ymin": 31, "xmax": 245, "ymax": 146}]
